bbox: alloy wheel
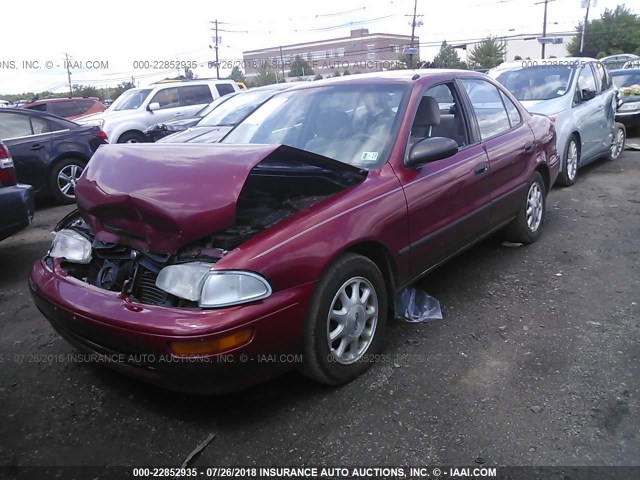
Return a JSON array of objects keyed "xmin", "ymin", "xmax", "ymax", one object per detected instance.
[
  {"xmin": 326, "ymin": 276, "xmax": 378, "ymax": 365},
  {"xmin": 566, "ymin": 140, "xmax": 578, "ymax": 181},
  {"xmin": 526, "ymin": 182, "xmax": 543, "ymax": 232},
  {"xmin": 57, "ymin": 164, "xmax": 83, "ymax": 199},
  {"xmin": 611, "ymin": 128, "xmax": 625, "ymax": 159}
]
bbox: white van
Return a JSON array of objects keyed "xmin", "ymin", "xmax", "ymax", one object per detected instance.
[{"xmin": 76, "ymin": 79, "xmax": 240, "ymax": 143}]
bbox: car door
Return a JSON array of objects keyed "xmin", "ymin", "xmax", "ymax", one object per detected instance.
[
  {"xmin": 573, "ymin": 63, "xmax": 601, "ymax": 161},
  {"xmin": 146, "ymin": 87, "xmax": 185, "ymax": 125},
  {"xmin": 461, "ymin": 78, "xmax": 535, "ymax": 227},
  {"xmin": 0, "ymin": 111, "xmax": 52, "ymax": 191},
  {"xmin": 399, "ymin": 81, "xmax": 491, "ymax": 278},
  {"xmin": 593, "ymin": 61, "xmax": 616, "ymax": 154}
]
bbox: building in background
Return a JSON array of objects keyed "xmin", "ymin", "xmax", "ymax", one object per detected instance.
[{"xmin": 243, "ymin": 29, "xmax": 419, "ymax": 79}]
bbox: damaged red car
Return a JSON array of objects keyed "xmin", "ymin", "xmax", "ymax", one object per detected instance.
[{"xmin": 29, "ymin": 71, "xmax": 559, "ymax": 393}]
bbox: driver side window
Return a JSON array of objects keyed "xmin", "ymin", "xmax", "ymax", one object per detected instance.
[
  {"xmin": 410, "ymin": 82, "xmax": 469, "ymax": 148},
  {"xmin": 577, "ymin": 64, "xmax": 597, "ymax": 96}
]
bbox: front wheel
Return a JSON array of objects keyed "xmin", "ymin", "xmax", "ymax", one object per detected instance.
[
  {"xmin": 609, "ymin": 123, "xmax": 626, "ymax": 160},
  {"xmin": 48, "ymin": 158, "xmax": 86, "ymax": 204},
  {"xmin": 117, "ymin": 131, "xmax": 146, "ymax": 143},
  {"xmin": 556, "ymin": 135, "xmax": 579, "ymax": 187},
  {"xmin": 505, "ymin": 171, "xmax": 546, "ymax": 244},
  {"xmin": 301, "ymin": 253, "xmax": 388, "ymax": 385}
]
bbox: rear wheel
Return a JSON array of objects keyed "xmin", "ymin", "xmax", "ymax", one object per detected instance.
[
  {"xmin": 556, "ymin": 135, "xmax": 579, "ymax": 187},
  {"xmin": 117, "ymin": 131, "xmax": 146, "ymax": 143},
  {"xmin": 505, "ymin": 171, "xmax": 546, "ymax": 244},
  {"xmin": 48, "ymin": 158, "xmax": 86, "ymax": 204},
  {"xmin": 301, "ymin": 253, "xmax": 388, "ymax": 385},
  {"xmin": 609, "ymin": 123, "xmax": 626, "ymax": 160}
]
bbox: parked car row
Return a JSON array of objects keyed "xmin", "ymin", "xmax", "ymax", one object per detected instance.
[
  {"xmin": 9, "ymin": 61, "xmax": 628, "ymax": 394},
  {"xmin": 29, "ymin": 69, "xmax": 566, "ymax": 393}
]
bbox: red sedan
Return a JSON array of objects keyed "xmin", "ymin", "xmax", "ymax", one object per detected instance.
[{"xmin": 29, "ymin": 71, "xmax": 559, "ymax": 393}]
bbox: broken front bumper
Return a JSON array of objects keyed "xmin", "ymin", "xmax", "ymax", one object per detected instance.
[{"xmin": 29, "ymin": 259, "xmax": 314, "ymax": 394}]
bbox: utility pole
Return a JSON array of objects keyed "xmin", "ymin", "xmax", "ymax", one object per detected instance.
[
  {"xmin": 579, "ymin": 0, "xmax": 591, "ymax": 55},
  {"xmin": 535, "ymin": 0, "xmax": 556, "ymax": 59},
  {"xmin": 214, "ymin": 20, "xmax": 220, "ymax": 79},
  {"xmin": 65, "ymin": 53, "xmax": 72, "ymax": 97},
  {"xmin": 405, "ymin": 0, "xmax": 423, "ymax": 69},
  {"xmin": 279, "ymin": 46, "xmax": 286, "ymax": 82}
]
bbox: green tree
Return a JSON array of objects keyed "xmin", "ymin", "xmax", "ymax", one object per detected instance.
[
  {"xmin": 468, "ymin": 36, "xmax": 507, "ymax": 69},
  {"xmin": 228, "ymin": 66, "xmax": 246, "ymax": 83},
  {"xmin": 342, "ymin": 69, "xmax": 351, "ymax": 76},
  {"xmin": 184, "ymin": 67, "xmax": 196, "ymax": 80},
  {"xmin": 313, "ymin": 73, "xmax": 324, "ymax": 80},
  {"xmin": 72, "ymin": 84, "xmax": 100, "ymax": 98},
  {"xmin": 390, "ymin": 53, "xmax": 422, "ymax": 70},
  {"xmin": 111, "ymin": 81, "xmax": 135, "ymax": 100},
  {"xmin": 255, "ymin": 65, "xmax": 280, "ymax": 86},
  {"xmin": 433, "ymin": 41, "xmax": 466, "ymax": 69},
  {"xmin": 288, "ymin": 55, "xmax": 314, "ymax": 77},
  {"xmin": 567, "ymin": 5, "xmax": 640, "ymax": 57}
]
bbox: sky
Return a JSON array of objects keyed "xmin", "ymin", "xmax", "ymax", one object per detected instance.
[{"xmin": 0, "ymin": 0, "xmax": 633, "ymax": 95}]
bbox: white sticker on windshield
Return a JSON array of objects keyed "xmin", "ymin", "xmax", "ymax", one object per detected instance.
[
  {"xmin": 361, "ymin": 151, "xmax": 379, "ymax": 162},
  {"xmin": 557, "ymin": 89, "xmax": 566, "ymax": 95}
]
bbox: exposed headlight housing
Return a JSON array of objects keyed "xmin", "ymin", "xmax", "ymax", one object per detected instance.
[
  {"xmin": 49, "ymin": 229, "xmax": 92, "ymax": 264},
  {"xmin": 155, "ymin": 263, "xmax": 272, "ymax": 308},
  {"xmin": 619, "ymin": 102, "xmax": 640, "ymax": 112}
]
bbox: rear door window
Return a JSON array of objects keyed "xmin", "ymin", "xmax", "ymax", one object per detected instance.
[
  {"xmin": 179, "ymin": 85, "xmax": 214, "ymax": 106},
  {"xmin": 462, "ymin": 79, "xmax": 512, "ymax": 140},
  {"xmin": 215, "ymin": 83, "xmax": 236, "ymax": 97},
  {"xmin": 0, "ymin": 113, "xmax": 33, "ymax": 138},
  {"xmin": 499, "ymin": 91, "xmax": 522, "ymax": 128}
]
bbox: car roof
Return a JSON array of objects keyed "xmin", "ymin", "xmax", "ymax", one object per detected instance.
[
  {"xmin": 276, "ymin": 69, "xmax": 487, "ymax": 92},
  {"xmin": 0, "ymin": 106, "xmax": 78, "ymax": 124},
  {"xmin": 23, "ymin": 97, "xmax": 99, "ymax": 105},
  {"xmin": 611, "ymin": 68, "xmax": 640, "ymax": 74}
]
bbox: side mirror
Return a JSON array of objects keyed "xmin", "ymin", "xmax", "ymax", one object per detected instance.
[
  {"xmin": 580, "ymin": 89, "xmax": 596, "ymax": 102},
  {"xmin": 406, "ymin": 137, "xmax": 459, "ymax": 169},
  {"xmin": 148, "ymin": 102, "xmax": 160, "ymax": 111}
]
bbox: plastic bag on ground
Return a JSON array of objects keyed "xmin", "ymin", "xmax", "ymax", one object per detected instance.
[{"xmin": 394, "ymin": 287, "xmax": 443, "ymax": 322}]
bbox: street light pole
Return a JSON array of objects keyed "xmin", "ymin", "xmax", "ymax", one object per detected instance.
[{"xmin": 579, "ymin": 1, "xmax": 591, "ymax": 54}]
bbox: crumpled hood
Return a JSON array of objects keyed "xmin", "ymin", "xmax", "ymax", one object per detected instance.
[
  {"xmin": 75, "ymin": 144, "xmax": 282, "ymax": 253},
  {"xmin": 157, "ymin": 126, "xmax": 233, "ymax": 144},
  {"xmin": 145, "ymin": 118, "xmax": 201, "ymax": 132},
  {"xmin": 75, "ymin": 143, "xmax": 365, "ymax": 253}
]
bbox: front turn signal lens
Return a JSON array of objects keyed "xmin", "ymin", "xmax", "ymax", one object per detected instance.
[{"xmin": 169, "ymin": 328, "xmax": 253, "ymax": 356}]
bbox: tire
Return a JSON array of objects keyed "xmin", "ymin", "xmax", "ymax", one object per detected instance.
[
  {"xmin": 301, "ymin": 253, "xmax": 388, "ymax": 385},
  {"xmin": 505, "ymin": 171, "xmax": 546, "ymax": 245},
  {"xmin": 609, "ymin": 123, "xmax": 626, "ymax": 160},
  {"xmin": 48, "ymin": 158, "xmax": 86, "ymax": 204},
  {"xmin": 556, "ymin": 135, "xmax": 579, "ymax": 187},
  {"xmin": 117, "ymin": 131, "xmax": 146, "ymax": 143}
]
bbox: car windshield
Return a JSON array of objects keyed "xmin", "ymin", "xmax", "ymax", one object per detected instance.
[
  {"xmin": 195, "ymin": 95, "xmax": 235, "ymax": 118},
  {"xmin": 198, "ymin": 90, "xmax": 276, "ymax": 127},
  {"xmin": 222, "ymin": 84, "xmax": 408, "ymax": 169},
  {"xmin": 111, "ymin": 89, "xmax": 152, "ymax": 111},
  {"xmin": 611, "ymin": 71, "xmax": 640, "ymax": 89},
  {"xmin": 496, "ymin": 67, "xmax": 574, "ymax": 101}
]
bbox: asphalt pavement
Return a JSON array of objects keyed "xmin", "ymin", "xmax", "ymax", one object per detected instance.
[{"xmin": 0, "ymin": 146, "xmax": 638, "ymax": 471}]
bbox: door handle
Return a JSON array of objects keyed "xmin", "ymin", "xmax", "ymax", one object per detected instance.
[
  {"xmin": 524, "ymin": 142, "xmax": 534, "ymax": 154},
  {"xmin": 174, "ymin": 112, "xmax": 184, "ymax": 117},
  {"xmin": 474, "ymin": 163, "xmax": 488, "ymax": 176},
  {"xmin": 29, "ymin": 144, "xmax": 45, "ymax": 150}
]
